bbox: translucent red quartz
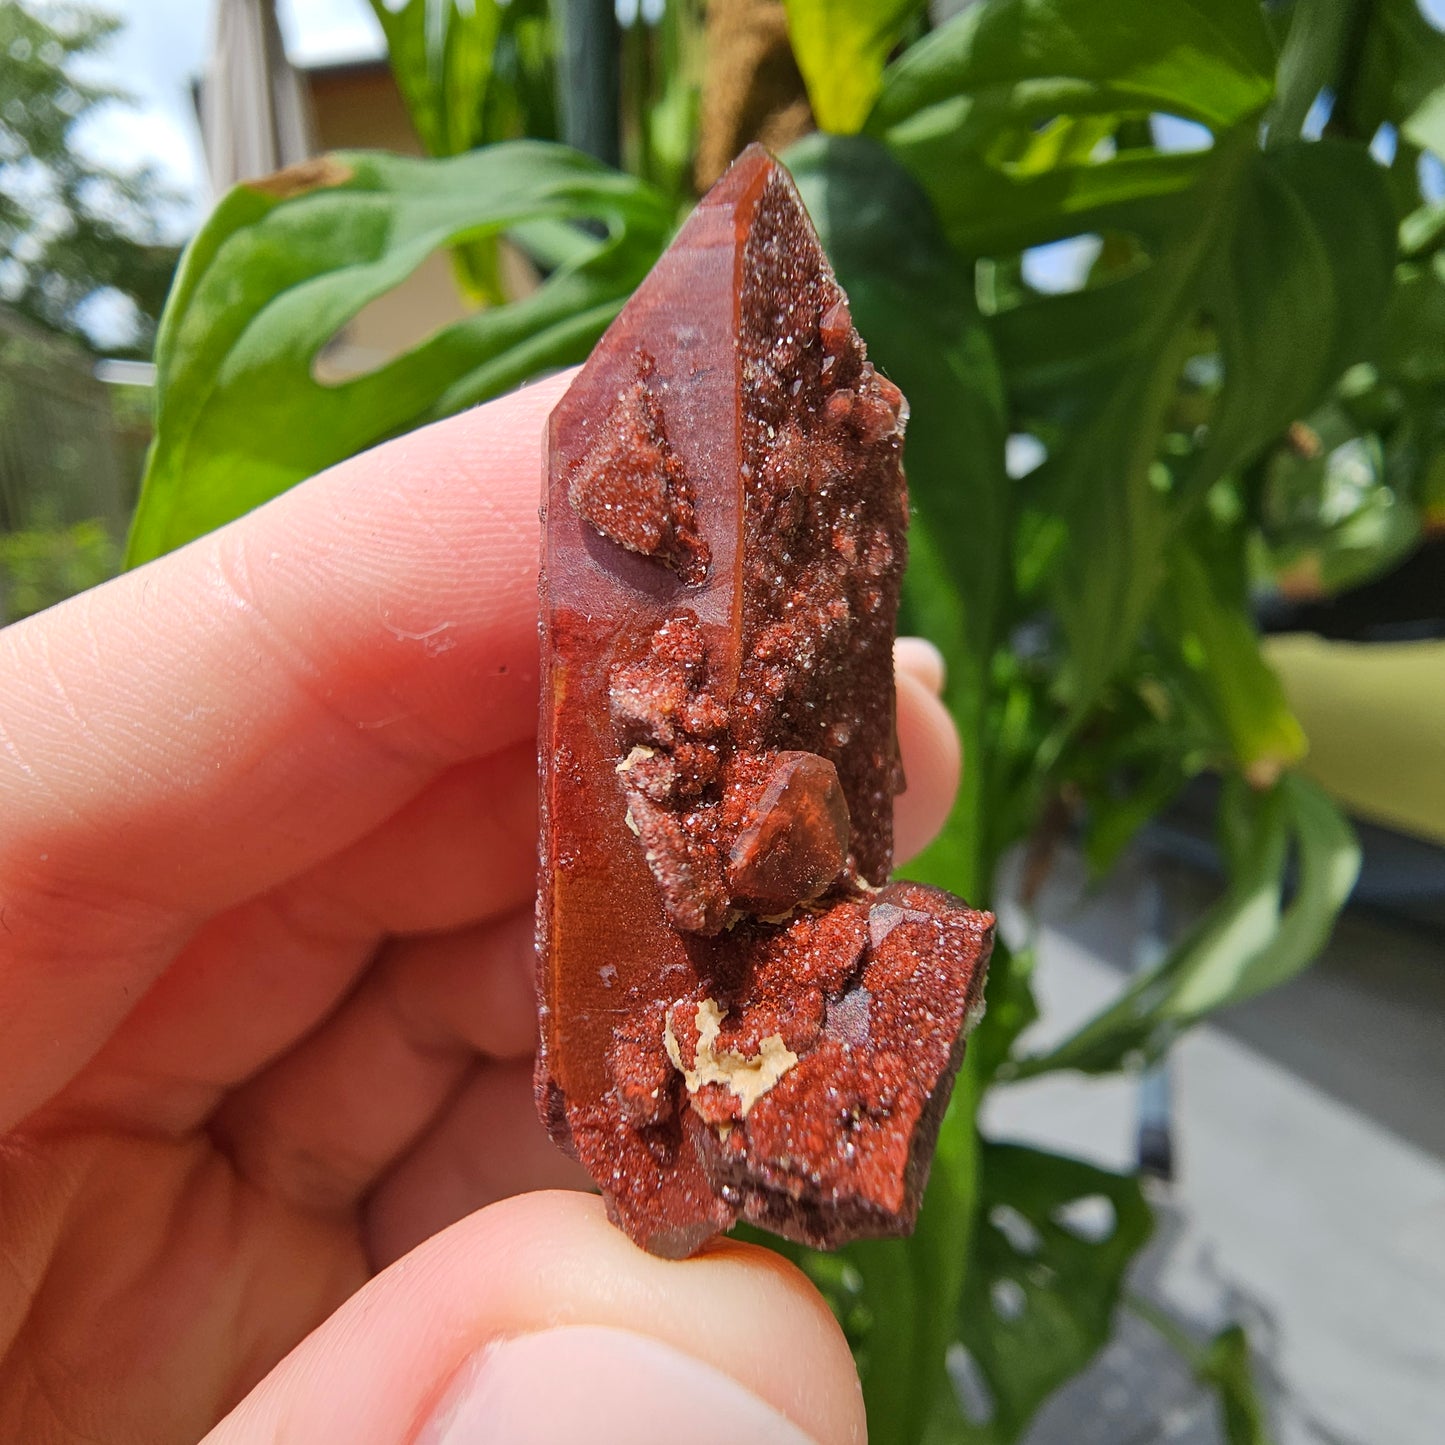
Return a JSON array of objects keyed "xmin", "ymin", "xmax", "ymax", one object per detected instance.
[{"xmin": 536, "ymin": 144, "xmax": 994, "ymax": 1258}]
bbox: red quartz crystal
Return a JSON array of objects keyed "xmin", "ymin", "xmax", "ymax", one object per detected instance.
[{"xmin": 536, "ymin": 144, "xmax": 995, "ymax": 1258}]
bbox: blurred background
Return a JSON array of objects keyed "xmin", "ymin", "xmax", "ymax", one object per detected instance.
[{"xmin": 2, "ymin": 2, "xmax": 1442, "ymax": 1442}]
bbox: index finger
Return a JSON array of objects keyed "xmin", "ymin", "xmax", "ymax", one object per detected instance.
[{"xmin": 0, "ymin": 374, "xmax": 569, "ymax": 1128}]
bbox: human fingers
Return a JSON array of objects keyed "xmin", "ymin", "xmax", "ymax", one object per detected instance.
[
  {"xmin": 894, "ymin": 634, "xmax": 947, "ymax": 696},
  {"xmin": 0, "ymin": 374, "xmax": 569, "ymax": 1132},
  {"xmin": 893, "ymin": 641, "xmax": 961, "ymax": 863},
  {"xmin": 348, "ymin": 663, "xmax": 960, "ymax": 1253},
  {"xmin": 54, "ymin": 744, "xmax": 538, "ymax": 1134},
  {"xmin": 204, "ymin": 1192, "xmax": 864, "ymax": 1445},
  {"xmin": 363, "ymin": 1059, "xmax": 589, "ymax": 1268},
  {"xmin": 142, "ymin": 656, "xmax": 961, "ymax": 1193},
  {"xmin": 56, "ymin": 643, "xmax": 960, "ymax": 1141},
  {"xmin": 207, "ymin": 911, "xmax": 539, "ymax": 1214}
]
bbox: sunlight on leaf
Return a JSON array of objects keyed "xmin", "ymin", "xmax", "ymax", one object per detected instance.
[
  {"xmin": 1200, "ymin": 1324, "xmax": 1275, "ymax": 1445},
  {"xmin": 368, "ymin": 0, "xmax": 506, "ymax": 158},
  {"xmin": 783, "ymin": 0, "xmax": 927, "ymax": 136},
  {"xmin": 1013, "ymin": 774, "xmax": 1360, "ymax": 1079},
  {"xmin": 1155, "ymin": 540, "xmax": 1308, "ymax": 786},
  {"xmin": 872, "ymin": 0, "xmax": 1275, "ymax": 255}
]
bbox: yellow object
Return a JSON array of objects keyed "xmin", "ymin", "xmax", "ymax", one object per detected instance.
[{"xmin": 1264, "ymin": 635, "xmax": 1445, "ymax": 846}]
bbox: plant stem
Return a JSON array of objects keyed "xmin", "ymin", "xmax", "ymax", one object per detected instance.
[
  {"xmin": 1123, "ymin": 1288, "xmax": 1205, "ymax": 1369},
  {"xmin": 558, "ymin": 0, "xmax": 621, "ymax": 167}
]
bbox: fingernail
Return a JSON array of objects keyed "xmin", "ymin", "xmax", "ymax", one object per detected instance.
[
  {"xmin": 418, "ymin": 1325, "xmax": 820, "ymax": 1445},
  {"xmin": 895, "ymin": 636, "xmax": 947, "ymax": 696}
]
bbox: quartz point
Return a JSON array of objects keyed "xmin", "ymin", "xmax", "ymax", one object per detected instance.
[{"xmin": 537, "ymin": 143, "xmax": 995, "ymax": 1258}]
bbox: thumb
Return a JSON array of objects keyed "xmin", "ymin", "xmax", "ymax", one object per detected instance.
[{"xmin": 204, "ymin": 1192, "xmax": 865, "ymax": 1445}]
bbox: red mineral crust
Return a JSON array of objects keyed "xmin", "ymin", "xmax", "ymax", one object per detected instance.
[{"xmin": 536, "ymin": 143, "xmax": 995, "ymax": 1259}]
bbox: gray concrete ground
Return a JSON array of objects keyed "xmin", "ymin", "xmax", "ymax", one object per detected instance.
[{"xmin": 983, "ymin": 848, "xmax": 1445, "ymax": 1445}]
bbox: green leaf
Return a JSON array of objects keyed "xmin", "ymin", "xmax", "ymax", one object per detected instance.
[
  {"xmin": 368, "ymin": 0, "xmax": 506, "ymax": 158},
  {"xmin": 1125, "ymin": 1298, "xmax": 1277, "ymax": 1444},
  {"xmin": 852, "ymin": 1240, "xmax": 929, "ymax": 1445},
  {"xmin": 0, "ymin": 517, "xmax": 118, "ymax": 623},
  {"xmin": 1154, "ymin": 539, "xmax": 1307, "ymax": 785},
  {"xmin": 876, "ymin": 0, "xmax": 1275, "ymax": 135},
  {"xmin": 1179, "ymin": 140, "xmax": 1399, "ymax": 507},
  {"xmin": 872, "ymin": 0, "xmax": 1275, "ymax": 255},
  {"xmin": 940, "ymin": 1142, "xmax": 1154, "ymax": 1444},
  {"xmin": 1341, "ymin": 0, "xmax": 1445, "ymax": 157},
  {"xmin": 1082, "ymin": 749, "xmax": 1203, "ymax": 878},
  {"xmin": 473, "ymin": 0, "xmax": 560, "ymax": 146},
  {"xmin": 1013, "ymin": 773, "xmax": 1360, "ymax": 1078},
  {"xmin": 369, "ymin": 0, "xmax": 563, "ymax": 302},
  {"xmin": 1387, "ymin": 252, "xmax": 1445, "ymax": 385},
  {"xmin": 1199, "ymin": 1324, "xmax": 1275, "ymax": 1445},
  {"xmin": 783, "ymin": 0, "xmax": 927, "ymax": 136},
  {"xmin": 1401, "ymin": 198, "xmax": 1445, "ymax": 260},
  {"xmin": 914, "ymin": 142, "xmax": 1208, "ymax": 262},
  {"xmin": 869, "ymin": 1, "xmax": 1390, "ymax": 733},
  {"xmin": 995, "ymin": 137, "xmax": 1395, "ymax": 712},
  {"xmin": 621, "ymin": 0, "xmax": 702, "ymax": 203},
  {"xmin": 904, "ymin": 1052, "xmax": 990, "ymax": 1445},
  {"xmin": 1267, "ymin": 0, "xmax": 1365, "ymax": 141},
  {"xmin": 1255, "ymin": 394, "xmax": 1424, "ymax": 597},
  {"xmin": 786, "ymin": 132, "xmax": 1009, "ymax": 901},
  {"xmin": 126, "ymin": 145, "xmax": 672, "ymax": 566}
]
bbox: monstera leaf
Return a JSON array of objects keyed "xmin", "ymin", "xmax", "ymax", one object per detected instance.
[
  {"xmin": 126, "ymin": 145, "xmax": 672, "ymax": 565},
  {"xmin": 871, "ymin": 0, "xmax": 1276, "ymax": 256},
  {"xmin": 994, "ymin": 136, "xmax": 1394, "ymax": 712},
  {"xmin": 936, "ymin": 1141, "xmax": 1154, "ymax": 1444},
  {"xmin": 871, "ymin": 0, "xmax": 1396, "ymax": 710}
]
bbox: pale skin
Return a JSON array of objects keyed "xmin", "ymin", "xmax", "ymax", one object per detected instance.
[{"xmin": 0, "ymin": 374, "xmax": 962, "ymax": 1444}]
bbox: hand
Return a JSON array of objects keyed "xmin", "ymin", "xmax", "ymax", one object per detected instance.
[{"xmin": 0, "ymin": 375, "xmax": 961, "ymax": 1444}]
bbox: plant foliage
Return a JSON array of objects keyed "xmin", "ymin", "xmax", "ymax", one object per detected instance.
[
  {"xmin": 123, "ymin": 0, "xmax": 1443, "ymax": 1439},
  {"xmin": 0, "ymin": 1, "xmax": 180, "ymax": 354},
  {"xmin": 0, "ymin": 514, "xmax": 116, "ymax": 622},
  {"xmin": 125, "ymin": 147, "xmax": 672, "ymax": 566}
]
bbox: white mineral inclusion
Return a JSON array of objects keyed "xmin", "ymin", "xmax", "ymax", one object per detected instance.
[
  {"xmin": 663, "ymin": 998, "xmax": 798, "ymax": 1118},
  {"xmin": 867, "ymin": 902, "xmax": 931, "ymax": 950},
  {"xmin": 615, "ymin": 744, "xmax": 655, "ymax": 776}
]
